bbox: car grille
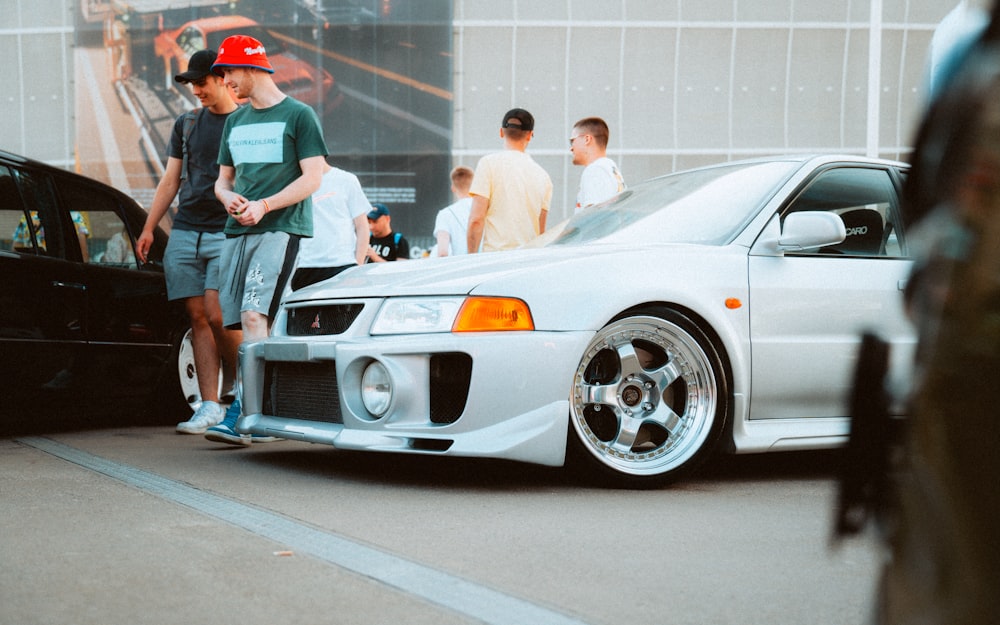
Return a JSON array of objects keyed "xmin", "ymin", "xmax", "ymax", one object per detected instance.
[
  {"xmin": 286, "ymin": 304, "xmax": 363, "ymax": 336},
  {"xmin": 263, "ymin": 361, "xmax": 342, "ymax": 423}
]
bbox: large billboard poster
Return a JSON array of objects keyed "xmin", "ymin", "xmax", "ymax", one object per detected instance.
[{"xmin": 77, "ymin": 0, "xmax": 453, "ymax": 253}]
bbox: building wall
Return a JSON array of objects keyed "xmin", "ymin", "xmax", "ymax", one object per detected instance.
[
  {"xmin": 0, "ymin": 0, "xmax": 75, "ymax": 169},
  {"xmin": 0, "ymin": 0, "xmax": 963, "ymax": 226},
  {"xmin": 453, "ymin": 0, "xmax": 955, "ymax": 221}
]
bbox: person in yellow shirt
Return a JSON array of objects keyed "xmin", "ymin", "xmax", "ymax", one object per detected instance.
[{"xmin": 467, "ymin": 108, "xmax": 552, "ymax": 253}]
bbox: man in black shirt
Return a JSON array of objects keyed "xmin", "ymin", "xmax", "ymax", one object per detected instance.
[
  {"xmin": 366, "ymin": 203, "xmax": 410, "ymax": 262},
  {"xmin": 136, "ymin": 49, "xmax": 242, "ymax": 434}
]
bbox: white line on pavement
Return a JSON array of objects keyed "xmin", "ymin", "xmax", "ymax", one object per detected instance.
[{"xmin": 18, "ymin": 436, "xmax": 591, "ymax": 625}]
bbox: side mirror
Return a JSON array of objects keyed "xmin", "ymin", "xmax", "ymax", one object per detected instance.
[{"xmin": 777, "ymin": 211, "xmax": 846, "ymax": 252}]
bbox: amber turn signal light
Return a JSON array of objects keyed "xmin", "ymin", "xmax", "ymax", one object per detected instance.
[{"xmin": 452, "ymin": 297, "xmax": 534, "ymax": 332}]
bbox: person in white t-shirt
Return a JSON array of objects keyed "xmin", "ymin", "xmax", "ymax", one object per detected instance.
[
  {"xmin": 570, "ymin": 117, "xmax": 626, "ymax": 213},
  {"xmin": 434, "ymin": 165, "xmax": 475, "ymax": 256},
  {"xmin": 291, "ymin": 161, "xmax": 371, "ymax": 290}
]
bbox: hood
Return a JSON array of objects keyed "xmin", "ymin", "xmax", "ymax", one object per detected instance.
[
  {"xmin": 283, "ymin": 241, "xmax": 715, "ymax": 304},
  {"xmin": 287, "ymin": 248, "xmax": 552, "ymax": 302}
]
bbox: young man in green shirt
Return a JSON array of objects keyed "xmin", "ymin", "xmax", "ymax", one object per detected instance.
[{"xmin": 206, "ymin": 34, "xmax": 328, "ymax": 445}]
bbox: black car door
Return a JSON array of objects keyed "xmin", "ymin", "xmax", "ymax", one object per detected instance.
[
  {"xmin": 53, "ymin": 170, "xmax": 179, "ymax": 405},
  {"xmin": 0, "ymin": 163, "xmax": 89, "ymax": 413}
]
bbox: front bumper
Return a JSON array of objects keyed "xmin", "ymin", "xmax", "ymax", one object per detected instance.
[{"xmin": 236, "ymin": 329, "xmax": 594, "ymax": 467}]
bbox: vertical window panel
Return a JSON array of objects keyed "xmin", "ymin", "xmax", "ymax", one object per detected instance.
[
  {"xmin": 621, "ymin": 27, "xmax": 678, "ymax": 150},
  {"xmin": 787, "ymin": 29, "xmax": 848, "ymax": 149},
  {"xmin": 623, "ymin": 1, "xmax": 680, "ymax": 21},
  {"xmin": 675, "ymin": 28, "xmax": 732, "ymax": 150},
  {"xmin": 679, "ymin": 0, "xmax": 736, "ymax": 22},
  {"xmin": 732, "ymin": 28, "xmax": 790, "ymax": 150}
]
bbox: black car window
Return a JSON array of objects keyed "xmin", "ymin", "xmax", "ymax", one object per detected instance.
[
  {"xmin": 0, "ymin": 166, "xmax": 27, "ymax": 252},
  {"xmin": 783, "ymin": 167, "xmax": 906, "ymax": 258},
  {"xmin": 56, "ymin": 173, "xmax": 138, "ymax": 268},
  {"xmin": 1, "ymin": 165, "xmax": 70, "ymax": 259}
]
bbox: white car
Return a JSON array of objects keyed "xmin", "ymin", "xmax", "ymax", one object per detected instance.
[{"xmin": 238, "ymin": 155, "xmax": 914, "ymax": 487}]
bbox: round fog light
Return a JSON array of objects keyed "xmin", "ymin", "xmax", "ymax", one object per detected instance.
[{"xmin": 361, "ymin": 361, "xmax": 392, "ymax": 417}]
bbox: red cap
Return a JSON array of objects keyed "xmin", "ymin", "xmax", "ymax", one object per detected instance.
[{"xmin": 212, "ymin": 35, "xmax": 275, "ymax": 75}]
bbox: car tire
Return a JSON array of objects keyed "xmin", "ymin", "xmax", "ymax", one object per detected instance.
[
  {"xmin": 176, "ymin": 327, "xmax": 201, "ymax": 409},
  {"xmin": 157, "ymin": 327, "xmax": 200, "ymax": 419},
  {"xmin": 567, "ymin": 308, "xmax": 730, "ymax": 488},
  {"xmin": 165, "ymin": 326, "xmax": 231, "ymax": 415}
]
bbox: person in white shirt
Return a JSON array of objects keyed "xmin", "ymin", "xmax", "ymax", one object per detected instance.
[
  {"xmin": 291, "ymin": 161, "xmax": 371, "ymax": 290},
  {"xmin": 570, "ymin": 117, "xmax": 626, "ymax": 213},
  {"xmin": 434, "ymin": 166, "xmax": 475, "ymax": 256}
]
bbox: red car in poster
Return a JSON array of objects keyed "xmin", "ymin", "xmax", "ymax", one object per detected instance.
[{"xmin": 154, "ymin": 15, "xmax": 341, "ymax": 113}]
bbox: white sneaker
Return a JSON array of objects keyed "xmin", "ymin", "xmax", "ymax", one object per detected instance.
[{"xmin": 176, "ymin": 401, "xmax": 225, "ymax": 434}]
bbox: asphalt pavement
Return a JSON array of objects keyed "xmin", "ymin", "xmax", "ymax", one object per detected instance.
[{"xmin": 1, "ymin": 425, "xmax": 881, "ymax": 625}]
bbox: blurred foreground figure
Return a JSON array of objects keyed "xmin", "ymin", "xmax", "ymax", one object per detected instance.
[{"xmin": 842, "ymin": 3, "xmax": 1000, "ymax": 624}]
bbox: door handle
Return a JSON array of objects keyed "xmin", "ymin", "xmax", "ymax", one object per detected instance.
[{"xmin": 51, "ymin": 281, "xmax": 87, "ymax": 290}]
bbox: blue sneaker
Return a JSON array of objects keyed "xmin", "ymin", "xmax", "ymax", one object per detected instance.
[
  {"xmin": 204, "ymin": 399, "xmax": 247, "ymax": 446},
  {"xmin": 204, "ymin": 398, "xmax": 280, "ymax": 446}
]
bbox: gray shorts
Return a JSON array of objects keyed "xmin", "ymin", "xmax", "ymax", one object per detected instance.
[
  {"xmin": 219, "ymin": 232, "xmax": 299, "ymax": 329},
  {"xmin": 163, "ymin": 229, "xmax": 225, "ymax": 301}
]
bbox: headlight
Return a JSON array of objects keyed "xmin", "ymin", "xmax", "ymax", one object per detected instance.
[
  {"xmin": 370, "ymin": 297, "xmax": 465, "ymax": 335},
  {"xmin": 361, "ymin": 361, "xmax": 392, "ymax": 417},
  {"xmin": 371, "ymin": 297, "xmax": 534, "ymax": 335}
]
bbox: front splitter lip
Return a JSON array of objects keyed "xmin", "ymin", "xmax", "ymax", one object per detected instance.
[{"xmin": 238, "ymin": 399, "xmax": 571, "ymax": 467}]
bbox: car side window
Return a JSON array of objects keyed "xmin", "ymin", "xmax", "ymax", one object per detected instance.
[
  {"xmin": 0, "ymin": 166, "xmax": 27, "ymax": 252},
  {"xmin": 783, "ymin": 167, "xmax": 906, "ymax": 258},
  {"xmin": 57, "ymin": 173, "xmax": 138, "ymax": 269},
  {"xmin": 1, "ymin": 165, "xmax": 70, "ymax": 259}
]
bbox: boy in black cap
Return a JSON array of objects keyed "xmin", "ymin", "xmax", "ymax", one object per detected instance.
[
  {"xmin": 467, "ymin": 108, "xmax": 553, "ymax": 252},
  {"xmin": 366, "ymin": 203, "xmax": 410, "ymax": 262},
  {"xmin": 137, "ymin": 49, "xmax": 243, "ymax": 435}
]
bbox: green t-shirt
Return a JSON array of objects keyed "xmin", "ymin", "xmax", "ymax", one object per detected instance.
[{"xmin": 218, "ymin": 97, "xmax": 328, "ymax": 237}]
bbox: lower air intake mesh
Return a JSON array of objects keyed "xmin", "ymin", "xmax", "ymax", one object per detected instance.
[{"xmin": 263, "ymin": 361, "xmax": 342, "ymax": 424}]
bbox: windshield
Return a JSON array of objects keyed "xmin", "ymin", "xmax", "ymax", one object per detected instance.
[{"xmin": 546, "ymin": 160, "xmax": 799, "ymax": 247}]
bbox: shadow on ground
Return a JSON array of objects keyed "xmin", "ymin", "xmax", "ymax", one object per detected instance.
[
  {"xmin": 5, "ymin": 403, "xmax": 178, "ymax": 438},
  {"xmin": 15, "ymin": 404, "xmax": 846, "ymax": 492},
  {"xmin": 234, "ymin": 439, "xmax": 846, "ymax": 493}
]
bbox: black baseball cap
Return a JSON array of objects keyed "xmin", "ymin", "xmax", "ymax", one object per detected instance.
[
  {"xmin": 175, "ymin": 50, "xmax": 218, "ymax": 83},
  {"xmin": 501, "ymin": 108, "xmax": 534, "ymax": 131}
]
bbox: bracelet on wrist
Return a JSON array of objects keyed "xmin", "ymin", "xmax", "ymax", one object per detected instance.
[{"xmin": 262, "ymin": 199, "xmax": 270, "ymax": 213}]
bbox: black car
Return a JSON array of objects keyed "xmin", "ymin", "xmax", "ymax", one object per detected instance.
[{"xmin": 0, "ymin": 149, "xmax": 194, "ymax": 429}]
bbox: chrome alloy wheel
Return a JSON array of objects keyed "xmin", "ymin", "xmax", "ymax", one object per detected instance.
[{"xmin": 570, "ymin": 312, "xmax": 725, "ymax": 483}]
